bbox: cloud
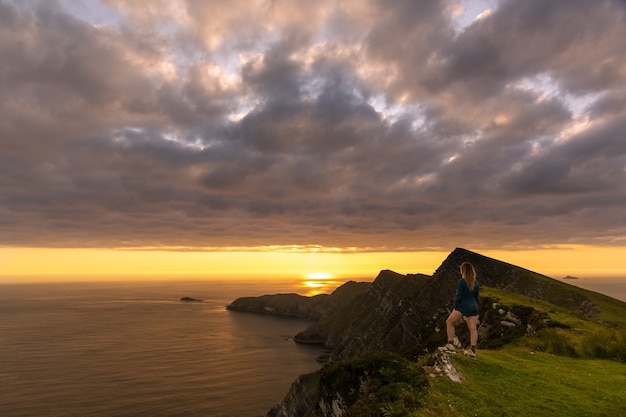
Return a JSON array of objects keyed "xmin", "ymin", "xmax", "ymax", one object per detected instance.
[{"xmin": 1, "ymin": 0, "xmax": 625, "ymax": 251}]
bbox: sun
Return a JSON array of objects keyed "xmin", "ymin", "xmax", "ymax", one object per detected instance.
[
  {"xmin": 305, "ymin": 272, "xmax": 334, "ymax": 280},
  {"xmin": 301, "ymin": 272, "xmax": 337, "ymax": 295}
]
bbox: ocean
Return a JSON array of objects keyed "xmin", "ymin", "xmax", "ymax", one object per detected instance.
[
  {"xmin": 561, "ymin": 277, "xmax": 626, "ymax": 303},
  {"xmin": 0, "ymin": 279, "xmax": 328, "ymax": 417}
]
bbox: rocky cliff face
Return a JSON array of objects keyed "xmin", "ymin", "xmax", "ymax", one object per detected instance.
[
  {"xmin": 294, "ymin": 270, "xmax": 443, "ymax": 360},
  {"xmin": 226, "ymin": 281, "xmax": 370, "ymax": 320},
  {"xmin": 267, "ymin": 372, "xmax": 321, "ymax": 417},
  {"xmin": 267, "ymin": 352, "xmax": 429, "ymax": 417}
]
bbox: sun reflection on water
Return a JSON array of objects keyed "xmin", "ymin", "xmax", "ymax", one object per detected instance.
[{"xmin": 301, "ymin": 272, "xmax": 338, "ymax": 296}]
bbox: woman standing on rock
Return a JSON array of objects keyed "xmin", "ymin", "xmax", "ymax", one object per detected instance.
[{"xmin": 439, "ymin": 261, "xmax": 479, "ymax": 358}]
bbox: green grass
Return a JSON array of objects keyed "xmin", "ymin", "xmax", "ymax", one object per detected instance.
[
  {"xmin": 481, "ymin": 286, "xmax": 626, "ymax": 361},
  {"xmin": 481, "ymin": 287, "xmax": 590, "ymax": 329},
  {"xmin": 416, "ymin": 347, "xmax": 626, "ymax": 417},
  {"xmin": 485, "ymin": 280, "xmax": 626, "ymax": 329},
  {"xmin": 411, "ymin": 286, "xmax": 626, "ymax": 416}
]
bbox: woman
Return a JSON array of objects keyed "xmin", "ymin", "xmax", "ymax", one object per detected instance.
[{"xmin": 439, "ymin": 261, "xmax": 479, "ymax": 358}]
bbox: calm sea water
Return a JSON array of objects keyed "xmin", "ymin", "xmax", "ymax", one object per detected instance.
[
  {"xmin": 1, "ymin": 277, "xmax": 625, "ymax": 417},
  {"xmin": 562, "ymin": 277, "xmax": 626, "ymax": 303},
  {"xmin": 0, "ymin": 279, "xmax": 328, "ymax": 417}
]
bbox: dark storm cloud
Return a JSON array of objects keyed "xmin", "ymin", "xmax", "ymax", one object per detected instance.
[
  {"xmin": 504, "ymin": 115, "xmax": 626, "ymax": 194},
  {"xmin": 433, "ymin": 0, "xmax": 626, "ymax": 93},
  {"xmin": 1, "ymin": 0, "xmax": 625, "ymax": 251}
]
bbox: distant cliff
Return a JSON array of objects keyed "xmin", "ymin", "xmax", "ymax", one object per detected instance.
[{"xmin": 226, "ymin": 280, "xmax": 371, "ymax": 320}]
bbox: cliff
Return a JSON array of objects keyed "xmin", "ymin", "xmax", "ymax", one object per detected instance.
[
  {"xmin": 267, "ymin": 351, "xmax": 429, "ymax": 417},
  {"xmin": 227, "ymin": 248, "xmax": 626, "ymax": 417},
  {"xmin": 226, "ymin": 280, "xmax": 370, "ymax": 320}
]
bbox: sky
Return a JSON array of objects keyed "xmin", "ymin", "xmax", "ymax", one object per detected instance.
[{"xmin": 1, "ymin": 0, "xmax": 625, "ymax": 282}]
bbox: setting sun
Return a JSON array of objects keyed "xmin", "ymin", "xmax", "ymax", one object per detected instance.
[{"xmin": 301, "ymin": 272, "xmax": 340, "ymax": 295}]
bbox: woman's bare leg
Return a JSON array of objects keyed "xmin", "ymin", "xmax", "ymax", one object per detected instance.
[
  {"xmin": 446, "ymin": 310, "xmax": 463, "ymax": 342},
  {"xmin": 466, "ymin": 315, "xmax": 478, "ymax": 346}
]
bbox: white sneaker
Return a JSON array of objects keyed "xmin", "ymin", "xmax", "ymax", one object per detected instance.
[
  {"xmin": 464, "ymin": 349, "xmax": 477, "ymax": 359},
  {"xmin": 438, "ymin": 343, "xmax": 456, "ymax": 353}
]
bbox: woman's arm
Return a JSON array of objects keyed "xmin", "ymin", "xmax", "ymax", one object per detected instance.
[{"xmin": 453, "ymin": 279, "xmax": 463, "ymax": 309}]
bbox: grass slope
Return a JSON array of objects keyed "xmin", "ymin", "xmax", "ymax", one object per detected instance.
[
  {"xmin": 418, "ymin": 348, "xmax": 626, "ymax": 416},
  {"xmin": 415, "ymin": 286, "xmax": 626, "ymax": 416},
  {"xmin": 480, "ymin": 287, "xmax": 626, "ymax": 361}
]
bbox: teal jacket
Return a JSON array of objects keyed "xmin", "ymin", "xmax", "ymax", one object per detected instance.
[{"xmin": 454, "ymin": 278, "xmax": 479, "ymax": 316}]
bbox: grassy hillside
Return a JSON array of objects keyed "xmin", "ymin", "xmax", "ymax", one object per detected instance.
[
  {"xmin": 481, "ymin": 286, "xmax": 626, "ymax": 361},
  {"xmin": 418, "ymin": 286, "xmax": 626, "ymax": 416},
  {"xmin": 418, "ymin": 347, "xmax": 626, "ymax": 416}
]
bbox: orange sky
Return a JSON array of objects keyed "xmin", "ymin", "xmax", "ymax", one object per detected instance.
[{"xmin": 2, "ymin": 245, "xmax": 624, "ymax": 284}]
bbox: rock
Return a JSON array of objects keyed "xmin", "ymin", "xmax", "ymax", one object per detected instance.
[
  {"xmin": 180, "ymin": 297, "xmax": 203, "ymax": 302},
  {"xmin": 315, "ymin": 353, "xmax": 330, "ymax": 363},
  {"xmin": 267, "ymin": 372, "xmax": 321, "ymax": 417},
  {"xmin": 427, "ymin": 351, "xmax": 463, "ymax": 383},
  {"xmin": 505, "ymin": 311, "xmax": 522, "ymax": 325}
]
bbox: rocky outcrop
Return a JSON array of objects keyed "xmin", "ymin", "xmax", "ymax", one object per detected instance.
[
  {"xmin": 268, "ymin": 352, "xmax": 428, "ymax": 417},
  {"xmin": 294, "ymin": 270, "xmax": 440, "ymax": 360},
  {"xmin": 267, "ymin": 372, "xmax": 321, "ymax": 417},
  {"xmin": 226, "ymin": 281, "xmax": 370, "ymax": 320},
  {"xmin": 423, "ymin": 351, "xmax": 464, "ymax": 382}
]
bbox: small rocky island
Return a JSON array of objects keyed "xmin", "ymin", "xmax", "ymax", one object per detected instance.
[{"xmin": 180, "ymin": 297, "xmax": 203, "ymax": 302}]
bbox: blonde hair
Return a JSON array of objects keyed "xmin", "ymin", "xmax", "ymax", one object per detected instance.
[{"xmin": 460, "ymin": 262, "xmax": 477, "ymax": 291}]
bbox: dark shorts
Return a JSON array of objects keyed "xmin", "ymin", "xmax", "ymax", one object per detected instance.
[{"xmin": 456, "ymin": 303, "xmax": 478, "ymax": 317}]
